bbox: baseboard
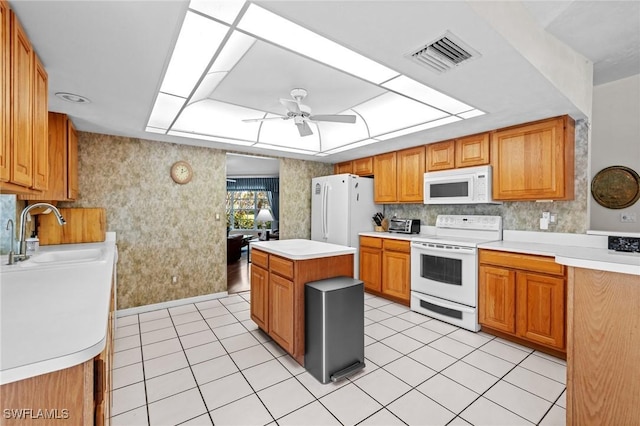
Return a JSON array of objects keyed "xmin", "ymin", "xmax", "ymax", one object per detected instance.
[{"xmin": 116, "ymin": 291, "xmax": 230, "ymax": 317}]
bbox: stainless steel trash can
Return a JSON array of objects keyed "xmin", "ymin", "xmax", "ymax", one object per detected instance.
[{"xmin": 305, "ymin": 276, "xmax": 365, "ymax": 384}]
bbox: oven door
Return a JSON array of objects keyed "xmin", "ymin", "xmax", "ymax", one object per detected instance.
[{"xmin": 410, "ymin": 241, "xmax": 477, "ymax": 307}]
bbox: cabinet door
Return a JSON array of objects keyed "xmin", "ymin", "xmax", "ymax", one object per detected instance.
[
  {"xmin": 360, "ymin": 246, "xmax": 382, "ymax": 292},
  {"xmin": 334, "ymin": 161, "xmax": 352, "ymax": 174},
  {"xmin": 479, "ymin": 265, "xmax": 516, "ymax": 333},
  {"xmin": 67, "ymin": 118, "xmax": 79, "ymax": 200},
  {"xmin": 31, "ymin": 54, "xmax": 48, "ymax": 190},
  {"xmin": 455, "ymin": 133, "xmax": 489, "ymax": 168},
  {"xmin": 250, "ymin": 264, "xmax": 269, "ymax": 331},
  {"xmin": 10, "ymin": 12, "xmax": 33, "ymax": 187},
  {"xmin": 426, "ymin": 140, "xmax": 455, "ymax": 171},
  {"xmin": 397, "ymin": 146, "xmax": 425, "ymax": 202},
  {"xmin": 0, "ymin": 0, "xmax": 9, "ymax": 182},
  {"xmin": 373, "ymin": 152, "xmax": 397, "ymax": 203},
  {"xmin": 353, "ymin": 157, "xmax": 374, "ymax": 176},
  {"xmin": 269, "ymin": 273, "xmax": 294, "ymax": 353},
  {"xmin": 492, "ymin": 116, "xmax": 574, "ymax": 200},
  {"xmin": 516, "ymin": 272, "xmax": 565, "ymax": 350},
  {"xmin": 381, "ymin": 250, "xmax": 410, "ymax": 302}
]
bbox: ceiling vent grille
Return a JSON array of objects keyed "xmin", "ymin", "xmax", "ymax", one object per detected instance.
[{"xmin": 407, "ymin": 31, "xmax": 480, "ymax": 73}]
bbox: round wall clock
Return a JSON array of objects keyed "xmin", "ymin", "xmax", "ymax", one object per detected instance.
[
  {"xmin": 591, "ymin": 165, "xmax": 640, "ymax": 209},
  {"xmin": 170, "ymin": 161, "xmax": 193, "ymax": 184}
]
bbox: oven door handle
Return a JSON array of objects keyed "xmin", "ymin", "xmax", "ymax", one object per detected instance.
[
  {"xmin": 412, "ymin": 292, "xmax": 476, "ymax": 313},
  {"xmin": 411, "ymin": 242, "xmax": 476, "ymax": 254}
]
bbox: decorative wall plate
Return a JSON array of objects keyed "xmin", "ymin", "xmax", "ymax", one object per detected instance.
[{"xmin": 591, "ymin": 166, "xmax": 640, "ymax": 209}]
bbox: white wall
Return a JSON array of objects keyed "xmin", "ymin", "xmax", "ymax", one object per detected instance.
[{"xmin": 590, "ymin": 74, "xmax": 640, "ymax": 233}]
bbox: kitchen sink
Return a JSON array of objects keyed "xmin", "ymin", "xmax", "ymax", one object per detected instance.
[{"xmin": 23, "ymin": 248, "xmax": 107, "ymax": 266}]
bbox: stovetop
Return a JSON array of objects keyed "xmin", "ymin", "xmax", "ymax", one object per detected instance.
[{"xmin": 411, "ymin": 215, "xmax": 503, "ymax": 248}]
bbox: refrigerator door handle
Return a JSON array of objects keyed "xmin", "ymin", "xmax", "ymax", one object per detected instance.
[{"xmin": 322, "ymin": 183, "xmax": 329, "ymax": 239}]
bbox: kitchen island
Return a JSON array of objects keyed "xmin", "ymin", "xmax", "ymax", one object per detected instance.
[{"xmin": 249, "ymin": 239, "xmax": 356, "ymax": 365}]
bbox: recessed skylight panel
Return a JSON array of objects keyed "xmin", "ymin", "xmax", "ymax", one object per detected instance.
[
  {"xmin": 376, "ymin": 116, "xmax": 462, "ymax": 141},
  {"xmin": 258, "ymin": 118, "xmax": 321, "ymax": 151},
  {"xmin": 160, "ymin": 11, "xmax": 229, "ymax": 97},
  {"xmin": 148, "ymin": 93, "xmax": 186, "ymax": 129},
  {"xmin": 237, "ymin": 4, "xmax": 399, "ymax": 84},
  {"xmin": 383, "ymin": 75, "xmax": 473, "ymax": 115},
  {"xmin": 208, "ymin": 30, "xmax": 255, "ymax": 74},
  {"xmin": 173, "ymin": 99, "xmax": 262, "ymax": 140},
  {"xmin": 317, "ymin": 112, "xmax": 369, "ymax": 151}
]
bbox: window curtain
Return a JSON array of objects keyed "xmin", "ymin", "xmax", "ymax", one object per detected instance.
[{"xmin": 227, "ymin": 178, "xmax": 279, "ymax": 228}]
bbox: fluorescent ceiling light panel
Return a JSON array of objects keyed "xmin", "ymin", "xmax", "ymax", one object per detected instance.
[
  {"xmin": 253, "ymin": 143, "xmax": 318, "ymax": 155},
  {"xmin": 382, "ymin": 75, "xmax": 473, "ymax": 115},
  {"xmin": 376, "ymin": 116, "xmax": 462, "ymax": 141},
  {"xmin": 188, "ymin": 0, "xmax": 245, "ymax": 25},
  {"xmin": 168, "ymin": 130, "xmax": 255, "ymax": 146},
  {"xmin": 190, "ymin": 71, "xmax": 227, "ymax": 104},
  {"xmin": 208, "ymin": 30, "xmax": 255, "ymax": 73},
  {"xmin": 318, "ymin": 112, "xmax": 369, "ymax": 151},
  {"xmin": 160, "ymin": 11, "xmax": 229, "ymax": 97},
  {"xmin": 148, "ymin": 93, "xmax": 186, "ymax": 129},
  {"xmin": 238, "ymin": 4, "xmax": 398, "ymax": 84},
  {"xmin": 173, "ymin": 99, "xmax": 262, "ymax": 140},
  {"xmin": 458, "ymin": 109, "xmax": 485, "ymax": 119},
  {"xmin": 353, "ymin": 92, "xmax": 449, "ymax": 136},
  {"xmin": 323, "ymin": 138, "xmax": 380, "ymax": 154}
]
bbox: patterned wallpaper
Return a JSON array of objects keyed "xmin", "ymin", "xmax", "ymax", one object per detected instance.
[
  {"xmin": 53, "ymin": 132, "xmax": 332, "ymax": 309},
  {"xmin": 385, "ymin": 120, "xmax": 589, "ymax": 233}
]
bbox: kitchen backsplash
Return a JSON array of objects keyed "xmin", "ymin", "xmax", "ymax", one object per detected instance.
[{"xmin": 385, "ymin": 120, "xmax": 589, "ymax": 234}]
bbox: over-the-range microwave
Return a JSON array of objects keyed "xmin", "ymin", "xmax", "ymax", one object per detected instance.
[{"xmin": 423, "ymin": 165, "xmax": 499, "ymax": 205}]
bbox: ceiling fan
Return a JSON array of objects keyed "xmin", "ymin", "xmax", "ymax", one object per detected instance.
[{"xmin": 242, "ymin": 88, "xmax": 357, "ymax": 137}]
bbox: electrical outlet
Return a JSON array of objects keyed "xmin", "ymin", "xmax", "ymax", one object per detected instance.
[
  {"xmin": 171, "ymin": 275, "xmax": 178, "ymax": 285},
  {"xmin": 621, "ymin": 213, "xmax": 637, "ymax": 223}
]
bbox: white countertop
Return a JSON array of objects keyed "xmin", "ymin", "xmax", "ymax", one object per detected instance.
[
  {"xmin": 0, "ymin": 234, "xmax": 116, "ymax": 385},
  {"xmin": 480, "ymin": 231, "xmax": 639, "ymax": 276},
  {"xmin": 250, "ymin": 239, "xmax": 356, "ymax": 260},
  {"xmin": 359, "ymin": 231, "xmax": 418, "ymax": 241}
]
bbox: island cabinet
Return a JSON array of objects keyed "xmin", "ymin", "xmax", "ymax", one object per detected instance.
[
  {"xmin": 250, "ymin": 247, "xmax": 354, "ymax": 365},
  {"xmin": 373, "ymin": 147, "xmax": 424, "ymax": 203},
  {"xmin": 479, "ymin": 249, "xmax": 566, "ymax": 356},
  {"xmin": 359, "ymin": 236, "xmax": 411, "ymax": 305},
  {"xmin": 426, "ymin": 133, "xmax": 490, "ymax": 171},
  {"xmin": 20, "ymin": 113, "xmax": 79, "ymax": 202},
  {"xmin": 491, "ymin": 115, "xmax": 575, "ymax": 201},
  {"xmin": 566, "ymin": 267, "xmax": 640, "ymax": 426}
]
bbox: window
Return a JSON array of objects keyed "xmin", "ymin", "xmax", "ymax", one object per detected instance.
[{"xmin": 226, "ymin": 190, "xmax": 272, "ymax": 230}]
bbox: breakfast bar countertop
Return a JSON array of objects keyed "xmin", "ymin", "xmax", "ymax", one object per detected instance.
[{"xmin": 250, "ymin": 238, "xmax": 356, "ymax": 260}]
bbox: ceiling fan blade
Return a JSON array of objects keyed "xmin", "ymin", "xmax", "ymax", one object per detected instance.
[
  {"xmin": 280, "ymin": 98, "xmax": 301, "ymax": 114},
  {"xmin": 296, "ymin": 121, "xmax": 313, "ymax": 137},
  {"xmin": 242, "ymin": 116, "xmax": 288, "ymax": 123},
  {"xmin": 309, "ymin": 114, "xmax": 357, "ymax": 123}
]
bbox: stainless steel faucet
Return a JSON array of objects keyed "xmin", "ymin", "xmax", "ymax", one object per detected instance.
[
  {"xmin": 17, "ymin": 203, "xmax": 66, "ymax": 260},
  {"xmin": 6, "ymin": 219, "xmax": 15, "ymax": 265}
]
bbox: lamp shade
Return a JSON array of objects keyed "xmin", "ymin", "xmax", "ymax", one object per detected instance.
[{"xmin": 256, "ymin": 208, "xmax": 274, "ymax": 222}]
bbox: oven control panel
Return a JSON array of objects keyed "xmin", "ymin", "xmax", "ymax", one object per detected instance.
[{"xmin": 435, "ymin": 215, "xmax": 502, "ymax": 231}]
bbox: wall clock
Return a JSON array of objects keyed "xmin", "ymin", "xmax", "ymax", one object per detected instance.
[{"xmin": 170, "ymin": 161, "xmax": 193, "ymax": 184}]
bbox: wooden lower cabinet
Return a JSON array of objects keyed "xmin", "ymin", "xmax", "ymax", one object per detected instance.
[
  {"xmin": 249, "ymin": 248, "xmax": 353, "ymax": 365},
  {"xmin": 479, "ymin": 249, "xmax": 566, "ymax": 355},
  {"xmin": 359, "ymin": 236, "xmax": 410, "ymax": 305}
]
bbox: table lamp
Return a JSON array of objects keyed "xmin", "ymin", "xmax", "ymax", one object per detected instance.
[{"xmin": 256, "ymin": 208, "xmax": 274, "ymax": 240}]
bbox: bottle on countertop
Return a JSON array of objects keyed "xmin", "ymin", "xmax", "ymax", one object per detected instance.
[{"xmin": 26, "ymin": 231, "xmax": 39, "ymax": 255}]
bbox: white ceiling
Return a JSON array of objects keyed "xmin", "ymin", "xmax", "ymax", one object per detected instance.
[{"xmin": 8, "ymin": 0, "xmax": 640, "ymax": 163}]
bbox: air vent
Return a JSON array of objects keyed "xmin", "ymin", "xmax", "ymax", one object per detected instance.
[{"xmin": 407, "ymin": 31, "xmax": 480, "ymax": 73}]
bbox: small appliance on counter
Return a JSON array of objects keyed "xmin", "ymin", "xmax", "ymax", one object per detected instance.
[
  {"xmin": 388, "ymin": 218, "xmax": 420, "ymax": 234},
  {"xmin": 608, "ymin": 235, "xmax": 640, "ymax": 253}
]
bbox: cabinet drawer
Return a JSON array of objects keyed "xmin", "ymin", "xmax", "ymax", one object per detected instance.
[
  {"xmin": 479, "ymin": 249, "xmax": 565, "ymax": 276},
  {"xmin": 383, "ymin": 239, "xmax": 410, "ymax": 253},
  {"xmin": 252, "ymin": 249, "xmax": 269, "ymax": 269},
  {"xmin": 361, "ymin": 236, "xmax": 383, "ymax": 249},
  {"xmin": 270, "ymin": 255, "xmax": 294, "ymax": 280}
]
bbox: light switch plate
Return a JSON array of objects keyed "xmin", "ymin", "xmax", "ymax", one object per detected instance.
[{"xmin": 620, "ymin": 212, "xmax": 637, "ymax": 223}]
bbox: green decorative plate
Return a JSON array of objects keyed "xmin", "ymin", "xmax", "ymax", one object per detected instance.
[{"xmin": 591, "ymin": 166, "xmax": 640, "ymax": 209}]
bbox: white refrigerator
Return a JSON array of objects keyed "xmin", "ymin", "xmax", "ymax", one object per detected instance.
[{"xmin": 311, "ymin": 174, "xmax": 377, "ymax": 279}]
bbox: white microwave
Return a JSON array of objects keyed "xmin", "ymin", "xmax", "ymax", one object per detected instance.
[{"xmin": 424, "ymin": 165, "xmax": 499, "ymax": 205}]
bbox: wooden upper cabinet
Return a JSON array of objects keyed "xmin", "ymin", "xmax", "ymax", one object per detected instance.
[
  {"xmin": 10, "ymin": 11, "xmax": 33, "ymax": 187},
  {"xmin": 373, "ymin": 152, "xmax": 397, "ymax": 203},
  {"xmin": 397, "ymin": 146, "xmax": 425, "ymax": 202},
  {"xmin": 492, "ymin": 116, "xmax": 575, "ymax": 201},
  {"xmin": 334, "ymin": 161, "xmax": 352, "ymax": 175},
  {"xmin": 455, "ymin": 132, "xmax": 490, "ymax": 168},
  {"xmin": 353, "ymin": 157, "xmax": 374, "ymax": 176},
  {"xmin": 67, "ymin": 118, "xmax": 79, "ymax": 200},
  {"xmin": 426, "ymin": 140, "xmax": 455, "ymax": 171},
  {"xmin": 0, "ymin": 0, "xmax": 9, "ymax": 182},
  {"xmin": 31, "ymin": 53, "xmax": 48, "ymax": 191}
]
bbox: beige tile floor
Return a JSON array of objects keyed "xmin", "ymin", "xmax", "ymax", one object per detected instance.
[{"xmin": 111, "ymin": 292, "xmax": 566, "ymax": 426}]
